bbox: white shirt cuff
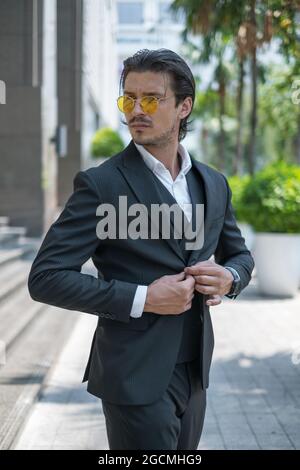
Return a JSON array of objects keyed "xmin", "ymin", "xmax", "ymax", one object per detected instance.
[{"xmin": 130, "ymin": 285, "xmax": 148, "ymax": 318}]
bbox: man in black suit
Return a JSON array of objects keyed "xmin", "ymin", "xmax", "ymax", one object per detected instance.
[{"xmin": 28, "ymin": 49, "xmax": 254, "ymax": 450}]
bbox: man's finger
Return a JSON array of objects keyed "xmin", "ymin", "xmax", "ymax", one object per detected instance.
[
  {"xmin": 206, "ymin": 295, "xmax": 222, "ymax": 306},
  {"xmin": 194, "ymin": 275, "xmax": 219, "ymax": 286},
  {"xmin": 195, "ymin": 284, "xmax": 217, "ymax": 295},
  {"xmin": 181, "ymin": 275, "xmax": 195, "ymax": 287},
  {"xmin": 185, "ymin": 260, "xmax": 215, "ymax": 271},
  {"xmin": 185, "ymin": 265, "xmax": 220, "ymax": 276},
  {"xmin": 169, "ymin": 271, "xmax": 186, "ymax": 281}
]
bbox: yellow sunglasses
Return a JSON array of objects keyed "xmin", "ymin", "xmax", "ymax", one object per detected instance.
[{"xmin": 117, "ymin": 95, "xmax": 173, "ymax": 114}]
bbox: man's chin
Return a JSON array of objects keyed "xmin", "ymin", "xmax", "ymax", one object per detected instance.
[{"xmin": 131, "ymin": 134, "xmax": 156, "ymax": 146}]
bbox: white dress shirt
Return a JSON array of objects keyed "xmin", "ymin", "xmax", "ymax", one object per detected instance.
[{"xmin": 130, "ymin": 142, "xmax": 193, "ymax": 318}]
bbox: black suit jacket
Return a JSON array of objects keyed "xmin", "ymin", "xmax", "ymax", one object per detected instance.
[{"xmin": 28, "ymin": 140, "xmax": 254, "ymax": 405}]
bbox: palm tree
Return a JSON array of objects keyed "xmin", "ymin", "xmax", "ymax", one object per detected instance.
[
  {"xmin": 235, "ymin": 2, "xmax": 274, "ymax": 174},
  {"xmin": 214, "ymin": 47, "xmax": 232, "ymax": 172},
  {"xmin": 235, "ymin": 40, "xmax": 246, "ymax": 175}
]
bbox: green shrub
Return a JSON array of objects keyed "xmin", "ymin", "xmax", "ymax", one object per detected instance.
[
  {"xmin": 227, "ymin": 174, "xmax": 251, "ymax": 222},
  {"xmin": 91, "ymin": 127, "xmax": 124, "ymax": 158},
  {"xmin": 239, "ymin": 162, "xmax": 300, "ymax": 233}
]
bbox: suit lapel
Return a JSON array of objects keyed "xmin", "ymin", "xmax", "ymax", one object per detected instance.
[{"xmin": 117, "ymin": 141, "xmax": 216, "ymax": 267}]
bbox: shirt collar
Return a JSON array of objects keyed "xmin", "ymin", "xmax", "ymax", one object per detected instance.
[{"xmin": 134, "ymin": 141, "xmax": 192, "ymax": 177}]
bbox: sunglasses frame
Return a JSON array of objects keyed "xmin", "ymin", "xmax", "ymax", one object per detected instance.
[{"xmin": 117, "ymin": 94, "xmax": 174, "ymax": 114}]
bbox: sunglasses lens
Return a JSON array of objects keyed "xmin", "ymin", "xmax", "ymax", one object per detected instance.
[
  {"xmin": 117, "ymin": 96, "xmax": 159, "ymax": 114},
  {"xmin": 141, "ymin": 96, "xmax": 158, "ymax": 114},
  {"xmin": 117, "ymin": 96, "xmax": 134, "ymax": 113}
]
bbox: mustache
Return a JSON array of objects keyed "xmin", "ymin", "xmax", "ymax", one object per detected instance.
[{"xmin": 129, "ymin": 118, "xmax": 152, "ymax": 126}]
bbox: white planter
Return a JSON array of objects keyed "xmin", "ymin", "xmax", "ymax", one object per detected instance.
[
  {"xmin": 237, "ymin": 222, "xmax": 255, "ymax": 251},
  {"xmin": 254, "ymin": 233, "xmax": 300, "ymax": 297},
  {"xmin": 298, "ymin": 236, "xmax": 300, "ymax": 288}
]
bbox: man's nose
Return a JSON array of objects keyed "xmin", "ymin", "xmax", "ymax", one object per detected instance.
[{"xmin": 132, "ymin": 98, "xmax": 146, "ymax": 115}]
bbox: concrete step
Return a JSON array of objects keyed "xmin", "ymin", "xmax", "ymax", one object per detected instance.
[
  {"xmin": 17, "ymin": 238, "xmax": 41, "ymax": 259},
  {"xmin": 0, "ymin": 238, "xmax": 88, "ymax": 449},
  {"xmin": 0, "ymin": 227, "xmax": 27, "ymax": 247},
  {"xmin": 0, "ymin": 217, "xmax": 9, "ymax": 228},
  {"xmin": 0, "ymin": 258, "xmax": 32, "ymax": 304},
  {"xmin": 0, "ymin": 304, "xmax": 78, "ymax": 450},
  {"xmin": 0, "ymin": 244, "xmax": 37, "ymax": 269},
  {"xmin": 0, "ymin": 248, "xmax": 28, "ymax": 268},
  {"xmin": 0, "ymin": 284, "xmax": 46, "ymax": 352}
]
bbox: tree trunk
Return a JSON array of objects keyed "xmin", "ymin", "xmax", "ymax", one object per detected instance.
[
  {"xmin": 218, "ymin": 78, "xmax": 226, "ymax": 173},
  {"xmin": 247, "ymin": 0, "xmax": 257, "ymax": 175},
  {"xmin": 234, "ymin": 58, "xmax": 245, "ymax": 175}
]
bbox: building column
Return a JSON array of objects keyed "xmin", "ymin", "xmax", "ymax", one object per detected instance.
[{"xmin": 0, "ymin": 0, "xmax": 58, "ymax": 236}]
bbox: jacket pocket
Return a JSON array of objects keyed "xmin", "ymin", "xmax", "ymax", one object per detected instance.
[{"xmin": 97, "ymin": 313, "xmax": 150, "ymax": 331}]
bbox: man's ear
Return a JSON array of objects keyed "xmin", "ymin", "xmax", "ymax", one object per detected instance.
[{"xmin": 178, "ymin": 97, "xmax": 193, "ymax": 120}]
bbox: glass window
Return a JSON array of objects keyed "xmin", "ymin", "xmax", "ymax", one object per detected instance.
[
  {"xmin": 117, "ymin": 2, "xmax": 144, "ymax": 24},
  {"xmin": 159, "ymin": 2, "xmax": 185, "ymax": 23}
]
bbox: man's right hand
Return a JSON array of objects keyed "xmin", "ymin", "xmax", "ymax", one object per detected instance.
[{"xmin": 144, "ymin": 272, "xmax": 195, "ymax": 315}]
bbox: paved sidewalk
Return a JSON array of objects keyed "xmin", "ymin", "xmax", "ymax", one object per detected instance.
[
  {"xmin": 199, "ymin": 281, "xmax": 300, "ymax": 450},
  {"xmin": 14, "ymin": 279, "xmax": 300, "ymax": 450},
  {"xmin": 14, "ymin": 313, "xmax": 107, "ymax": 450}
]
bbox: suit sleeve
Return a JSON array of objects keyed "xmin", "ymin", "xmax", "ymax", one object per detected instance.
[
  {"xmin": 214, "ymin": 175, "xmax": 255, "ymax": 297},
  {"xmin": 28, "ymin": 170, "xmax": 138, "ymax": 323}
]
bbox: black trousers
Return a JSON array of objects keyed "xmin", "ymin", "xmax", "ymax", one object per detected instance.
[{"xmin": 101, "ymin": 357, "xmax": 206, "ymax": 450}]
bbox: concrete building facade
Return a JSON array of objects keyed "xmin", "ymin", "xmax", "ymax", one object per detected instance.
[{"xmin": 0, "ymin": 0, "xmax": 117, "ymax": 236}]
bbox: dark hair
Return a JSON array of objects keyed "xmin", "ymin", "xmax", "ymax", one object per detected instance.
[{"xmin": 120, "ymin": 49, "xmax": 195, "ymax": 141}]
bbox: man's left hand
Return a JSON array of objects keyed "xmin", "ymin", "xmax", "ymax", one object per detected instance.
[{"xmin": 184, "ymin": 260, "xmax": 233, "ymax": 300}]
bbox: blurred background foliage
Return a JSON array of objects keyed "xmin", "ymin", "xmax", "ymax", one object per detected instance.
[
  {"xmin": 229, "ymin": 162, "xmax": 300, "ymax": 231},
  {"xmin": 91, "ymin": 127, "xmax": 125, "ymax": 158},
  {"xmin": 171, "ymin": 0, "xmax": 300, "ymax": 176}
]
